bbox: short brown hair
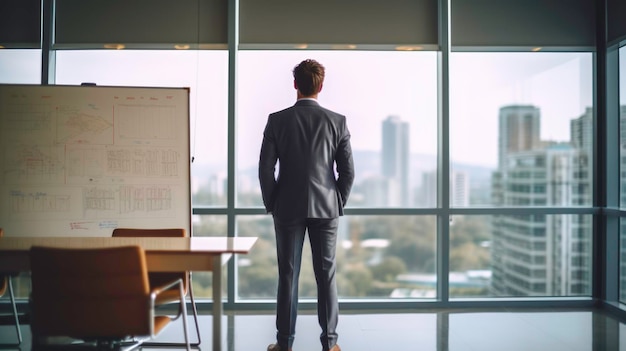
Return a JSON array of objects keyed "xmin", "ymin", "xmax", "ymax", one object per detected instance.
[{"xmin": 293, "ymin": 59, "xmax": 325, "ymax": 96}]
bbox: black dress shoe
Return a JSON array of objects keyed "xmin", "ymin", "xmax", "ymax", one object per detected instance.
[{"xmin": 267, "ymin": 343, "xmax": 292, "ymax": 351}]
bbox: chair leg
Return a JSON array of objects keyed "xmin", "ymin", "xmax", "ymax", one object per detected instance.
[
  {"xmin": 188, "ymin": 273, "xmax": 201, "ymax": 345},
  {"xmin": 180, "ymin": 283, "xmax": 190, "ymax": 349},
  {"xmin": 8, "ymin": 277, "xmax": 22, "ymax": 344},
  {"xmin": 152, "ymin": 275, "xmax": 201, "ymax": 346},
  {"xmin": 140, "ymin": 278, "xmax": 200, "ymax": 349}
]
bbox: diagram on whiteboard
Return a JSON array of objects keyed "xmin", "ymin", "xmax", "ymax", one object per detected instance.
[
  {"xmin": 56, "ymin": 104, "xmax": 114, "ymax": 145},
  {"xmin": 0, "ymin": 85, "xmax": 191, "ymax": 237}
]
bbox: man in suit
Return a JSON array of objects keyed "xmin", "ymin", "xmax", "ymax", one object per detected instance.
[{"xmin": 259, "ymin": 59, "xmax": 354, "ymax": 351}]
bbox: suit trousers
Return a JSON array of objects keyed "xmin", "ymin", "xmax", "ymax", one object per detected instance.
[{"xmin": 273, "ymin": 216, "xmax": 339, "ymax": 351}]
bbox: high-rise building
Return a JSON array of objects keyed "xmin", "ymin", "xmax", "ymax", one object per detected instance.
[
  {"xmin": 420, "ymin": 171, "xmax": 437, "ymax": 207},
  {"xmin": 382, "ymin": 116, "xmax": 410, "ymax": 206},
  {"xmin": 361, "ymin": 175, "xmax": 402, "ymax": 207},
  {"xmin": 570, "ymin": 107, "xmax": 593, "ymax": 151},
  {"xmin": 451, "ymin": 171, "xmax": 470, "ymax": 207},
  {"xmin": 419, "ymin": 170, "xmax": 469, "ymax": 207},
  {"xmin": 498, "ymin": 105, "xmax": 541, "ymax": 168},
  {"xmin": 491, "ymin": 105, "xmax": 592, "ymax": 296}
]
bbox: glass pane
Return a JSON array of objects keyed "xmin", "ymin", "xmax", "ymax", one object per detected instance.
[
  {"xmin": 237, "ymin": 51, "xmax": 438, "ymax": 208},
  {"xmin": 236, "ymin": 215, "xmax": 278, "ymax": 300},
  {"xmin": 237, "ymin": 215, "xmax": 437, "ymax": 300},
  {"xmin": 621, "ymin": 45, "xmax": 626, "ymax": 304},
  {"xmin": 451, "ymin": 214, "xmax": 592, "ymax": 298},
  {"xmin": 0, "ymin": 49, "xmax": 41, "ymax": 84},
  {"xmin": 55, "ymin": 50, "xmax": 229, "ymax": 207},
  {"xmin": 621, "ymin": 218, "xmax": 626, "ymax": 304},
  {"xmin": 450, "ymin": 53, "xmax": 593, "ymax": 207},
  {"xmin": 344, "ymin": 216, "xmax": 437, "ymax": 299},
  {"xmin": 620, "ymin": 46, "xmax": 626, "ymax": 209},
  {"xmin": 191, "ymin": 215, "xmax": 228, "ymax": 299}
]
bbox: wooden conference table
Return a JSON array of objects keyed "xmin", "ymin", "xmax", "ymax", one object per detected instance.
[{"xmin": 0, "ymin": 236, "xmax": 257, "ymax": 351}]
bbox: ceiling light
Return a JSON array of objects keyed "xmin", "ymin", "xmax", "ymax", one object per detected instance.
[
  {"xmin": 104, "ymin": 44, "xmax": 125, "ymax": 50},
  {"xmin": 331, "ymin": 44, "xmax": 357, "ymax": 50},
  {"xmin": 396, "ymin": 45, "xmax": 423, "ymax": 51}
]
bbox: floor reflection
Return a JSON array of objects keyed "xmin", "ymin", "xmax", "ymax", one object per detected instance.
[{"xmin": 0, "ymin": 307, "xmax": 623, "ymax": 350}]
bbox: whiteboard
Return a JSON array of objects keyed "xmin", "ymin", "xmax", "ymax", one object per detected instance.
[{"xmin": 0, "ymin": 84, "xmax": 191, "ymax": 237}]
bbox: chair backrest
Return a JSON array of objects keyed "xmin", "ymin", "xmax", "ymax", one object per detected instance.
[
  {"xmin": 112, "ymin": 228, "xmax": 188, "ymax": 291},
  {"xmin": 112, "ymin": 228, "xmax": 186, "ymax": 238},
  {"xmin": 30, "ymin": 245, "xmax": 151, "ymax": 339}
]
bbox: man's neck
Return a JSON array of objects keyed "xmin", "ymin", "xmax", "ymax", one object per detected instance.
[{"xmin": 297, "ymin": 92, "xmax": 318, "ymax": 100}]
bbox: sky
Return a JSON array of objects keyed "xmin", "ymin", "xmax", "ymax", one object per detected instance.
[{"xmin": 0, "ymin": 48, "xmax": 611, "ymax": 170}]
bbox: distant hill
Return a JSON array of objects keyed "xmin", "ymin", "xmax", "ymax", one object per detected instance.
[
  {"xmin": 352, "ymin": 150, "xmax": 494, "ymax": 186},
  {"xmin": 192, "ymin": 150, "xmax": 495, "ymax": 201}
]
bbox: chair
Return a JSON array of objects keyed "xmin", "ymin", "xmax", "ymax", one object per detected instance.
[
  {"xmin": 112, "ymin": 228, "xmax": 201, "ymax": 347},
  {"xmin": 29, "ymin": 245, "xmax": 190, "ymax": 350},
  {"xmin": 0, "ymin": 228, "xmax": 22, "ymax": 344}
]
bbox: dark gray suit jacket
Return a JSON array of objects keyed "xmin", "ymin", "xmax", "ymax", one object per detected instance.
[{"xmin": 259, "ymin": 99, "xmax": 355, "ymax": 220}]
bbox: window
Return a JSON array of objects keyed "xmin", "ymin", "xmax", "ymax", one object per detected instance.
[
  {"xmin": 236, "ymin": 51, "xmax": 440, "ymax": 300},
  {"xmin": 1, "ymin": 0, "xmax": 603, "ymax": 309},
  {"xmin": 450, "ymin": 53, "xmax": 593, "ymax": 207},
  {"xmin": 0, "ymin": 49, "xmax": 41, "ymax": 84},
  {"xmin": 236, "ymin": 51, "xmax": 438, "ymax": 208},
  {"xmin": 451, "ymin": 214, "xmax": 592, "ymax": 298},
  {"xmin": 237, "ymin": 215, "xmax": 437, "ymax": 300},
  {"xmin": 619, "ymin": 45, "xmax": 626, "ymax": 304}
]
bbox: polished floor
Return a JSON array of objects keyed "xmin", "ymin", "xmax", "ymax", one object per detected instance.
[{"xmin": 0, "ymin": 307, "xmax": 625, "ymax": 350}]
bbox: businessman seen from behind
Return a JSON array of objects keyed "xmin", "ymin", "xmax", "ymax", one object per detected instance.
[{"xmin": 259, "ymin": 59, "xmax": 355, "ymax": 351}]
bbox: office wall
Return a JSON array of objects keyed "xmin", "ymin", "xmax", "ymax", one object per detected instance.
[
  {"xmin": 0, "ymin": 0, "xmax": 41, "ymax": 48},
  {"xmin": 55, "ymin": 0, "xmax": 227, "ymax": 48},
  {"xmin": 451, "ymin": 0, "xmax": 595, "ymax": 48},
  {"xmin": 0, "ymin": 0, "xmax": 604, "ymax": 49},
  {"xmin": 608, "ymin": 0, "xmax": 626, "ymax": 44},
  {"xmin": 239, "ymin": 0, "xmax": 438, "ymax": 46}
]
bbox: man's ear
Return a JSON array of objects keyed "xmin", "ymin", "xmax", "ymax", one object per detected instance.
[
  {"xmin": 318, "ymin": 83, "xmax": 323, "ymax": 93},
  {"xmin": 294, "ymin": 80, "xmax": 298, "ymax": 90}
]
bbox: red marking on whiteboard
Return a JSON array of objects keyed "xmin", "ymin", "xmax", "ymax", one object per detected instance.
[{"xmin": 70, "ymin": 222, "xmax": 90, "ymax": 230}]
